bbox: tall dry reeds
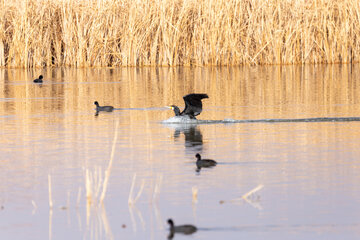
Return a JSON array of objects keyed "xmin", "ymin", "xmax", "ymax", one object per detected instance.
[{"xmin": 1, "ymin": 0, "xmax": 360, "ymax": 67}]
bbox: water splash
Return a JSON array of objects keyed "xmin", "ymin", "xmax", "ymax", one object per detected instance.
[
  {"xmin": 162, "ymin": 116, "xmax": 360, "ymax": 124},
  {"xmin": 162, "ymin": 115, "xmax": 198, "ymax": 124}
]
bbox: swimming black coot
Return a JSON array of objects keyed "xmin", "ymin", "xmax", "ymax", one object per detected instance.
[
  {"xmin": 33, "ymin": 75, "xmax": 43, "ymax": 83},
  {"xmin": 167, "ymin": 218, "xmax": 197, "ymax": 238},
  {"xmin": 94, "ymin": 101, "xmax": 114, "ymax": 112},
  {"xmin": 195, "ymin": 153, "xmax": 217, "ymax": 168}
]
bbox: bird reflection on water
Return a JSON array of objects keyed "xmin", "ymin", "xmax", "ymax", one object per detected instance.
[{"xmin": 173, "ymin": 125, "xmax": 203, "ymax": 152}]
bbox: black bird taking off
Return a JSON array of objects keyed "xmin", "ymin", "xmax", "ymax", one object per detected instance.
[
  {"xmin": 33, "ymin": 75, "xmax": 43, "ymax": 83},
  {"xmin": 168, "ymin": 93, "xmax": 208, "ymax": 119}
]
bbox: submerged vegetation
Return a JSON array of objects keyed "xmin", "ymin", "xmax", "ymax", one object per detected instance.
[{"xmin": 1, "ymin": 0, "xmax": 360, "ymax": 67}]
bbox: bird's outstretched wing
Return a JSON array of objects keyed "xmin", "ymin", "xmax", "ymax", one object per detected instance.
[{"xmin": 182, "ymin": 94, "xmax": 209, "ymax": 117}]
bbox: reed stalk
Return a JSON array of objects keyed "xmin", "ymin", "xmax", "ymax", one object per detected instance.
[
  {"xmin": 99, "ymin": 120, "xmax": 119, "ymax": 204},
  {"xmin": 76, "ymin": 187, "xmax": 82, "ymax": 207},
  {"xmin": 31, "ymin": 200, "xmax": 37, "ymax": 215},
  {"xmin": 48, "ymin": 174, "xmax": 53, "ymax": 240},
  {"xmin": 220, "ymin": 184, "xmax": 264, "ymax": 205},
  {"xmin": 85, "ymin": 120, "xmax": 118, "ymax": 205},
  {"xmin": 192, "ymin": 186, "xmax": 198, "ymax": 203},
  {"xmin": 128, "ymin": 173, "xmax": 145, "ymax": 206},
  {"xmin": 48, "ymin": 174, "xmax": 53, "ymax": 209},
  {"xmin": 1, "ymin": 0, "xmax": 360, "ymax": 67},
  {"xmin": 152, "ymin": 174, "xmax": 163, "ymax": 203},
  {"xmin": 85, "ymin": 167, "xmax": 103, "ymax": 205},
  {"xmin": 241, "ymin": 184, "xmax": 264, "ymax": 200}
]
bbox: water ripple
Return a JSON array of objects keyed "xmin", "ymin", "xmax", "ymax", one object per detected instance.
[{"xmin": 162, "ymin": 116, "xmax": 360, "ymax": 124}]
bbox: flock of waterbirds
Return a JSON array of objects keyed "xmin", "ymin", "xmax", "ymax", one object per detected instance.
[
  {"xmin": 90, "ymin": 92, "xmax": 215, "ymax": 237},
  {"xmin": 31, "ymin": 71, "xmax": 360, "ymax": 238},
  {"xmin": 33, "ymin": 75, "xmax": 261, "ymax": 238}
]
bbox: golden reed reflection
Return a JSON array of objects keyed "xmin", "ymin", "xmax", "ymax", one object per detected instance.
[
  {"xmin": 1, "ymin": 65, "xmax": 360, "ymax": 166},
  {"xmin": 1, "ymin": 66, "xmax": 360, "ymax": 181},
  {"xmin": 1, "ymin": 65, "xmax": 360, "ymax": 119},
  {"xmin": 1, "ymin": 65, "xmax": 360, "ymax": 171}
]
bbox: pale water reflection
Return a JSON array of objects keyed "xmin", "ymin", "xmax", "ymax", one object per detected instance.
[{"xmin": 1, "ymin": 65, "xmax": 360, "ymax": 239}]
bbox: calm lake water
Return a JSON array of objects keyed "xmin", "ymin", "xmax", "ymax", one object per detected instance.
[{"xmin": 1, "ymin": 65, "xmax": 360, "ymax": 240}]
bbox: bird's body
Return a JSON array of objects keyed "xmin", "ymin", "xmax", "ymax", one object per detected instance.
[
  {"xmin": 33, "ymin": 75, "xmax": 43, "ymax": 83},
  {"xmin": 94, "ymin": 101, "xmax": 114, "ymax": 112},
  {"xmin": 169, "ymin": 93, "xmax": 208, "ymax": 119},
  {"xmin": 195, "ymin": 153, "xmax": 217, "ymax": 168},
  {"xmin": 167, "ymin": 219, "xmax": 197, "ymax": 235}
]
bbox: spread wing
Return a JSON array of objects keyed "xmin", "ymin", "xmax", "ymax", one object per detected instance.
[{"xmin": 182, "ymin": 93, "xmax": 209, "ymax": 116}]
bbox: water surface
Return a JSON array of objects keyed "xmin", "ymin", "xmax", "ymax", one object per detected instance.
[{"xmin": 1, "ymin": 65, "xmax": 360, "ymax": 239}]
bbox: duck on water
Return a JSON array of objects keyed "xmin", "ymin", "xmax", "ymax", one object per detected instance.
[
  {"xmin": 195, "ymin": 153, "xmax": 217, "ymax": 168},
  {"xmin": 167, "ymin": 219, "xmax": 197, "ymax": 239},
  {"xmin": 33, "ymin": 75, "xmax": 43, "ymax": 83},
  {"xmin": 94, "ymin": 101, "xmax": 114, "ymax": 112}
]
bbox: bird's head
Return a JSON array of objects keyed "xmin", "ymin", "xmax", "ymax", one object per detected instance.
[{"xmin": 167, "ymin": 105, "xmax": 180, "ymax": 116}]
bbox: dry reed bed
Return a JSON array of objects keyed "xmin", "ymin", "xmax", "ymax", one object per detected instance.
[{"xmin": 1, "ymin": 0, "xmax": 360, "ymax": 67}]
